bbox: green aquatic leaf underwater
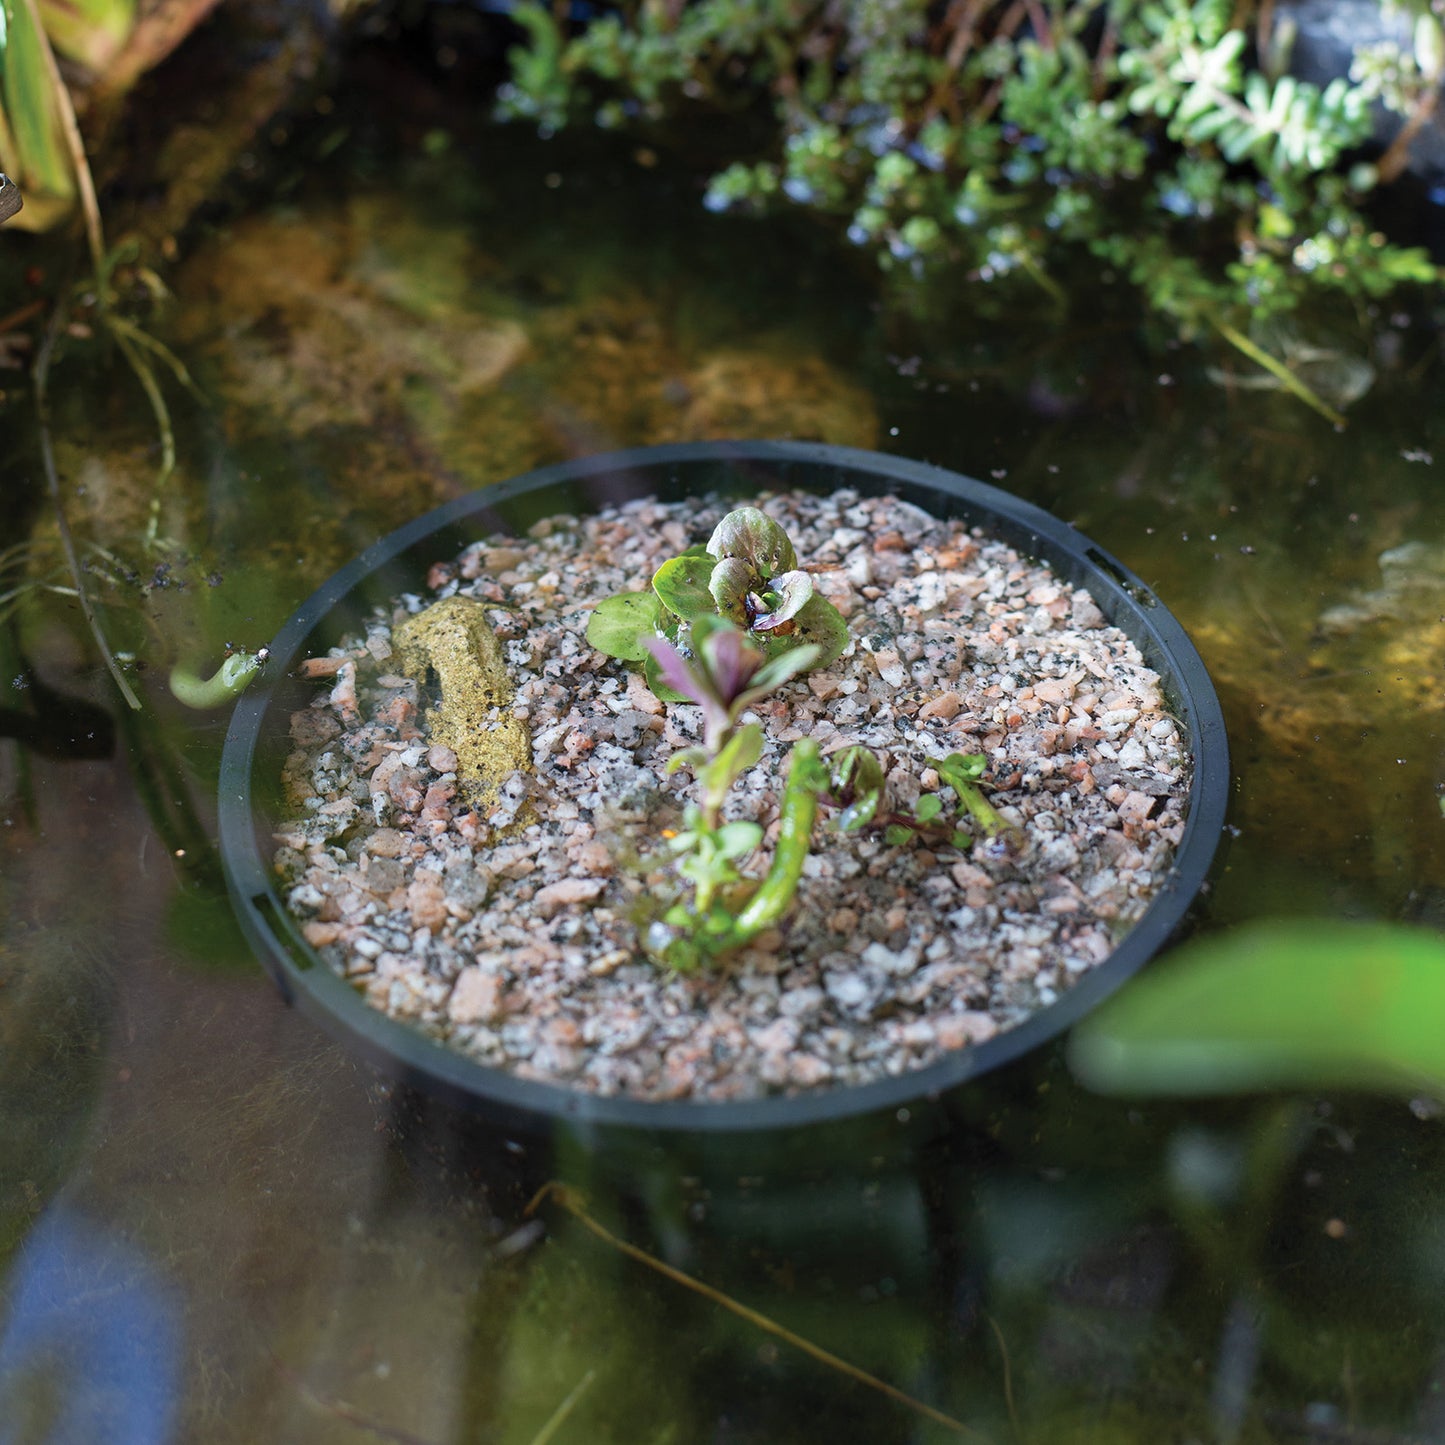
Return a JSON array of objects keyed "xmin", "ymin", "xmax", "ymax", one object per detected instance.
[
  {"xmin": 1069, "ymin": 919, "xmax": 1445, "ymax": 1098},
  {"xmin": 586, "ymin": 590, "xmax": 663, "ymax": 661}
]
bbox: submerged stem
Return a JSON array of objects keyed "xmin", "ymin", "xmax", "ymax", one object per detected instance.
[
  {"xmin": 1212, "ymin": 317, "xmax": 1347, "ymax": 428},
  {"xmin": 34, "ymin": 296, "xmax": 142, "ymax": 712},
  {"xmin": 526, "ymin": 1183, "xmax": 988, "ymax": 1439},
  {"xmin": 169, "ymin": 652, "xmax": 262, "ymax": 708}
]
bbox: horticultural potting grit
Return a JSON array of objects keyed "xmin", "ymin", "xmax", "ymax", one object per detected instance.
[{"xmin": 275, "ymin": 490, "xmax": 1189, "ymax": 1100}]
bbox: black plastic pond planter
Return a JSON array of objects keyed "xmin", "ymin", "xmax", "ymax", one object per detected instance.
[{"xmin": 219, "ymin": 441, "xmax": 1229, "ymax": 1137}]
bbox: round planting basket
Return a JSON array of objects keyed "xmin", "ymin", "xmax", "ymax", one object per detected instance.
[{"xmin": 219, "ymin": 441, "xmax": 1229, "ymax": 1135}]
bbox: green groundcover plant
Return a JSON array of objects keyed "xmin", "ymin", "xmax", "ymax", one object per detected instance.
[{"xmin": 499, "ymin": 0, "xmax": 1444, "ymax": 414}]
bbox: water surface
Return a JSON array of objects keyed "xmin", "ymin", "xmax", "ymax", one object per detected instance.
[{"xmin": 3, "ymin": 43, "xmax": 1445, "ymax": 1445}]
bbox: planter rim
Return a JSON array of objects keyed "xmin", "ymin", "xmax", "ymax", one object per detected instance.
[{"xmin": 219, "ymin": 440, "xmax": 1230, "ymax": 1134}]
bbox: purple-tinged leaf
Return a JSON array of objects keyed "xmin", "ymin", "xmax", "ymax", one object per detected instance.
[
  {"xmin": 751, "ymin": 569, "xmax": 814, "ymax": 631},
  {"xmin": 642, "ymin": 635, "xmax": 712, "ymax": 708},
  {"xmin": 693, "ymin": 616, "xmax": 765, "ymax": 705}
]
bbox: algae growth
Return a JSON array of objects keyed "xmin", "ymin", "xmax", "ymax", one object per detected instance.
[{"xmin": 394, "ymin": 596, "xmax": 531, "ymax": 811}]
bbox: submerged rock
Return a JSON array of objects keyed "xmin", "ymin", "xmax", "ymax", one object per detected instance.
[
  {"xmin": 1318, "ymin": 541, "xmax": 1445, "ymax": 636},
  {"xmin": 394, "ymin": 597, "xmax": 531, "ymax": 810}
]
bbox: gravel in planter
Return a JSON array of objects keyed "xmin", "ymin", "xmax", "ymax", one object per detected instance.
[{"xmin": 273, "ymin": 489, "xmax": 1189, "ymax": 1102}]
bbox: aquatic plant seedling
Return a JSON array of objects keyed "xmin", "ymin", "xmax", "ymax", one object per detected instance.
[
  {"xmin": 168, "ymin": 648, "xmax": 266, "ymax": 708},
  {"xmin": 826, "ymin": 746, "xmax": 1016, "ymax": 853},
  {"xmin": 642, "ymin": 616, "xmax": 825, "ymax": 969},
  {"xmin": 592, "ymin": 509, "xmax": 1021, "ymax": 969},
  {"xmin": 647, "ymin": 612, "xmax": 820, "ymax": 757},
  {"xmin": 585, "ymin": 507, "xmax": 846, "ymax": 968},
  {"xmin": 586, "ymin": 504, "xmax": 849, "ymax": 699}
]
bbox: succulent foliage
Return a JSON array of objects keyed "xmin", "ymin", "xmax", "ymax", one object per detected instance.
[{"xmin": 587, "ymin": 505, "xmax": 849, "ymax": 702}]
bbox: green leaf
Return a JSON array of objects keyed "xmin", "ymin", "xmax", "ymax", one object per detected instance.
[
  {"xmin": 586, "ymin": 591, "xmax": 662, "ymax": 661},
  {"xmin": 666, "ymin": 745, "xmax": 709, "ymax": 776},
  {"xmin": 829, "ymin": 745, "xmax": 885, "ymax": 831},
  {"xmin": 884, "ymin": 824, "xmax": 914, "ymax": 847},
  {"xmin": 914, "ymin": 793, "xmax": 943, "ymax": 823},
  {"xmin": 702, "ymin": 722, "xmax": 764, "ymax": 794},
  {"xmin": 642, "ymin": 645, "xmax": 690, "ymax": 703},
  {"xmin": 788, "ymin": 594, "xmax": 850, "ymax": 669},
  {"xmin": 653, "ymin": 552, "xmax": 719, "ymax": 624},
  {"xmin": 714, "ymin": 820, "xmax": 763, "ymax": 860},
  {"xmin": 706, "ymin": 555, "xmax": 752, "ymax": 625},
  {"xmin": 937, "ymin": 752, "xmax": 988, "ymax": 787},
  {"xmin": 746, "ymin": 642, "xmax": 820, "ymax": 698},
  {"xmin": 707, "ymin": 506, "xmax": 797, "ymax": 574},
  {"xmin": 1069, "ymin": 920, "xmax": 1445, "ymax": 1098},
  {"xmin": 0, "ymin": 0, "xmax": 77, "ymax": 225}
]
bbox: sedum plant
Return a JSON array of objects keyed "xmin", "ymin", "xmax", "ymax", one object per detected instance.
[{"xmin": 498, "ymin": 0, "xmax": 1444, "ymax": 418}]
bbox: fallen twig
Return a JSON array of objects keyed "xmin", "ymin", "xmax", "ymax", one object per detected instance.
[{"xmin": 526, "ymin": 1181, "xmax": 992, "ymax": 1440}]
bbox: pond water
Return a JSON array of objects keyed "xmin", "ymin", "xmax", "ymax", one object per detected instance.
[{"xmin": 4, "ymin": 40, "xmax": 1445, "ymax": 1445}]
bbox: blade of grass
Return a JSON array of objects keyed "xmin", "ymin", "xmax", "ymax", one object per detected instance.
[
  {"xmin": 106, "ymin": 321, "xmax": 176, "ymax": 546},
  {"xmin": 16, "ymin": 0, "xmax": 103, "ymax": 266},
  {"xmin": 526, "ymin": 1182, "xmax": 992, "ymax": 1441},
  {"xmin": 0, "ymin": 0, "xmax": 75, "ymax": 209},
  {"xmin": 525, "ymin": 1368, "xmax": 598, "ymax": 1445},
  {"xmin": 106, "ymin": 310, "xmax": 203, "ymax": 396}
]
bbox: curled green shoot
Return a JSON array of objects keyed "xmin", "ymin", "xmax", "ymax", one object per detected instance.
[
  {"xmin": 168, "ymin": 650, "xmax": 264, "ymax": 708},
  {"xmin": 650, "ymin": 739, "xmax": 826, "ymax": 972},
  {"xmin": 936, "ymin": 752, "xmax": 1015, "ymax": 841}
]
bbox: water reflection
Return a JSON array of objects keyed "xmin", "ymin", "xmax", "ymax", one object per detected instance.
[{"xmin": 0, "ymin": 1209, "xmax": 181, "ymax": 1445}]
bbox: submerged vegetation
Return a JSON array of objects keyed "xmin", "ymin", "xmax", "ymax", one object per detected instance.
[
  {"xmin": 500, "ymin": 0, "xmax": 1444, "ymax": 403},
  {"xmin": 591, "ymin": 505, "xmax": 1014, "ymax": 968}
]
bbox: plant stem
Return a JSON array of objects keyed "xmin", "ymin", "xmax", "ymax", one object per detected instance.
[
  {"xmin": 956, "ymin": 780, "xmax": 1011, "ymax": 838},
  {"xmin": 168, "ymin": 652, "xmax": 262, "ymax": 709},
  {"xmin": 1211, "ymin": 317, "xmax": 1347, "ymax": 427},
  {"xmin": 33, "ymin": 294, "xmax": 142, "ymax": 712},
  {"xmin": 731, "ymin": 738, "xmax": 823, "ymax": 941}
]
